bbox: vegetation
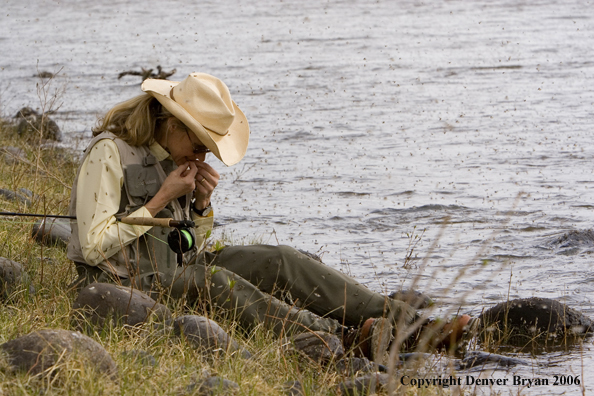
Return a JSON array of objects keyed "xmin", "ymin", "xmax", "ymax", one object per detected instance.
[{"xmin": 0, "ymin": 111, "xmax": 474, "ymax": 395}]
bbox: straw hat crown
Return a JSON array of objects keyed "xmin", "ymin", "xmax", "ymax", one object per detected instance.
[{"xmin": 142, "ymin": 73, "xmax": 249, "ymax": 166}]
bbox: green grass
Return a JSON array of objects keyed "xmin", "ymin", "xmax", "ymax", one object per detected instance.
[{"xmin": 0, "ymin": 118, "xmax": 470, "ymax": 395}]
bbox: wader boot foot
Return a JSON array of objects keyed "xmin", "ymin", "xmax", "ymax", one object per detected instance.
[
  {"xmin": 342, "ymin": 318, "xmax": 393, "ymax": 364},
  {"xmin": 435, "ymin": 314, "xmax": 479, "ymax": 351}
]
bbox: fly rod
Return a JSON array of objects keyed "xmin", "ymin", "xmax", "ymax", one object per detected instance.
[{"xmin": 0, "ymin": 212, "xmax": 194, "ymax": 228}]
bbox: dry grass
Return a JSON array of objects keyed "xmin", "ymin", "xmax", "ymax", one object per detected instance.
[{"xmin": 0, "ymin": 116, "xmax": 477, "ymax": 395}]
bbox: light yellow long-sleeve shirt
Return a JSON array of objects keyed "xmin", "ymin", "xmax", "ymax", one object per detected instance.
[{"xmin": 76, "ymin": 138, "xmax": 213, "ymax": 265}]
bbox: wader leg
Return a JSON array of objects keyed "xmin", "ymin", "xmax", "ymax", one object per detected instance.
[
  {"xmin": 68, "ymin": 262, "xmax": 113, "ymax": 291},
  {"xmin": 164, "ymin": 256, "xmax": 341, "ymax": 337},
  {"xmin": 210, "ymin": 245, "xmax": 418, "ymax": 327}
]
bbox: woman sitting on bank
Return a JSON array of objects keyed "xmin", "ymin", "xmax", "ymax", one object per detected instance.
[{"xmin": 67, "ymin": 73, "xmax": 473, "ymax": 362}]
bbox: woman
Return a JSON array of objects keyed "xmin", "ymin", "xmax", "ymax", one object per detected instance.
[{"xmin": 67, "ymin": 73, "xmax": 471, "ymax": 362}]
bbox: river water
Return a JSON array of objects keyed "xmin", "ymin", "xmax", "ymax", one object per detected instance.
[{"xmin": 1, "ymin": 0, "xmax": 593, "ymax": 394}]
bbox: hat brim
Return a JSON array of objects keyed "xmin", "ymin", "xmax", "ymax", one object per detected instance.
[{"xmin": 141, "ymin": 78, "xmax": 249, "ymax": 166}]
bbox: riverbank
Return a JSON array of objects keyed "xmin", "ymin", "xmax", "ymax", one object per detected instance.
[{"xmin": 0, "ymin": 118, "xmax": 468, "ymax": 395}]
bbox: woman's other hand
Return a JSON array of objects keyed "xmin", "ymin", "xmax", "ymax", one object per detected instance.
[{"xmin": 193, "ymin": 160, "xmax": 220, "ymax": 210}]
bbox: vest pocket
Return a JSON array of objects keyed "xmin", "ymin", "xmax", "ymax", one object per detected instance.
[{"xmin": 125, "ymin": 164, "xmax": 161, "ymax": 199}]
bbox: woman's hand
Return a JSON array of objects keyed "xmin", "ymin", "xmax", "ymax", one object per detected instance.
[
  {"xmin": 193, "ymin": 160, "xmax": 220, "ymax": 210},
  {"xmin": 145, "ymin": 161, "xmax": 198, "ymax": 217}
]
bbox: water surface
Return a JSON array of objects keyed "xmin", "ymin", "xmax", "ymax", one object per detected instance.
[{"xmin": 1, "ymin": 0, "xmax": 593, "ymax": 394}]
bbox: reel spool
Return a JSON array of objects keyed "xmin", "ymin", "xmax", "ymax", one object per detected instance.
[{"xmin": 167, "ymin": 227, "xmax": 196, "ymax": 254}]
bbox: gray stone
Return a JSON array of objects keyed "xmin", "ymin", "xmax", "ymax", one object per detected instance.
[
  {"xmin": 0, "ymin": 188, "xmax": 32, "ymax": 206},
  {"xmin": 72, "ymin": 283, "xmax": 171, "ymax": 330},
  {"xmin": 338, "ymin": 373, "xmax": 390, "ymax": 396},
  {"xmin": 13, "ymin": 107, "xmax": 62, "ymax": 142},
  {"xmin": 334, "ymin": 357, "xmax": 378, "ymax": 376},
  {"xmin": 1, "ymin": 146, "xmax": 26, "ymax": 165},
  {"xmin": 548, "ymin": 229, "xmax": 594, "ymax": 250},
  {"xmin": 0, "ymin": 329, "xmax": 117, "ymax": 378},
  {"xmin": 479, "ymin": 297, "xmax": 594, "ymax": 344},
  {"xmin": 182, "ymin": 376, "xmax": 239, "ymax": 396},
  {"xmin": 0, "ymin": 257, "xmax": 32, "ymax": 298},
  {"xmin": 457, "ymin": 351, "xmax": 529, "ymax": 370},
  {"xmin": 172, "ymin": 315, "xmax": 249, "ymax": 357},
  {"xmin": 283, "ymin": 380, "xmax": 306, "ymax": 396},
  {"xmin": 284, "ymin": 331, "xmax": 344, "ymax": 364},
  {"xmin": 389, "ymin": 289, "xmax": 433, "ymax": 309},
  {"xmin": 31, "ymin": 218, "xmax": 71, "ymax": 248}
]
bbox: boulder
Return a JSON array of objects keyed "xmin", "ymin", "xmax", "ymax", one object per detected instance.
[
  {"xmin": 1, "ymin": 146, "xmax": 26, "ymax": 165},
  {"xmin": 72, "ymin": 283, "xmax": 171, "ymax": 330},
  {"xmin": 334, "ymin": 357, "xmax": 379, "ymax": 376},
  {"xmin": 13, "ymin": 107, "xmax": 62, "ymax": 142},
  {"xmin": 0, "ymin": 329, "xmax": 116, "ymax": 378},
  {"xmin": 0, "ymin": 188, "xmax": 32, "ymax": 206},
  {"xmin": 283, "ymin": 331, "xmax": 344, "ymax": 364},
  {"xmin": 548, "ymin": 229, "xmax": 594, "ymax": 250},
  {"xmin": 338, "ymin": 373, "xmax": 389, "ymax": 396},
  {"xmin": 479, "ymin": 297, "xmax": 594, "ymax": 344},
  {"xmin": 31, "ymin": 217, "xmax": 71, "ymax": 248},
  {"xmin": 283, "ymin": 380, "xmax": 306, "ymax": 396},
  {"xmin": 389, "ymin": 289, "xmax": 433, "ymax": 309},
  {"xmin": 171, "ymin": 315, "xmax": 249, "ymax": 358},
  {"xmin": 0, "ymin": 257, "xmax": 32, "ymax": 298},
  {"xmin": 457, "ymin": 351, "xmax": 529, "ymax": 370}
]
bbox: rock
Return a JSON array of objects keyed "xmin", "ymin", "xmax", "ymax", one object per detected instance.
[
  {"xmin": 389, "ymin": 289, "xmax": 433, "ymax": 309},
  {"xmin": 283, "ymin": 380, "xmax": 306, "ymax": 396},
  {"xmin": 31, "ymin": 217, "xmax": 71, "ymax": 248},
  {"xmin": 0, "ymin": 257, "xmax": 32, "ymax": 298},
  {"xmin": 182, "ymin": 376, "xmax": 239, "ymax": 396},
  {"xmin": 479, "ymin": 297, "xmax": 594, "ymax": 344},
  {"xmin": 0, "ymin": 329, "xmax": 117, "ymax": 378},
  {"xmin": 338, "ymin": 373, "xmax": 389, "ymax": 396},
  {"xmin": 399, "ymin": 352, "xmax": 433, "ymax": 363},
  {"xmin": 546, "ymin": 229, "xmax": 594, "ymax": 255},
  {"xmin": 334, "ymin": 357, "xmax": 379, "ymax": 376},
  {"xmin": 457, "ymin": 351, "xmax": 529, "ymax": 370},
  {"xmin": 1, "ymin": 146, "xmax": 26, "ymax": 165},
  {"xmin": 72, "ymin": 283, "xmax": 171, "ymax": 330},
  {"xmin": 548, "ymin": 229, "xmax": 594, "ymax": 248},
  {"xmin": 171, "ymin": 315, "xmax": 249, "ymax": 357},
  {"xmin": 0, "ymin": 188, "xmax": 32, "ymax": 206},
  {"xmin": 13, "ymin": 107, "xmax": 62, "ymax": 142},
  {"xmin": 283, "ymin": 331, "xmax": 344, "ymax": 364}
]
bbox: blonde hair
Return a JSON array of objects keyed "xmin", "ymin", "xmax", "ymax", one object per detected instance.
[{"xmin": 93, "ymin": 94, "xmax": 173, "ymax": 146}]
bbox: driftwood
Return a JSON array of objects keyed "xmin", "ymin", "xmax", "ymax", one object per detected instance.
[{"xmin": 118, "ymin": 65, "xmax": 176, "ymax": 81}]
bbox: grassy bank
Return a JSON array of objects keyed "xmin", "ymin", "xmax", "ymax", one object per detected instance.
[{"xmin": 0, "ymin": 119, "xmax": 462, "ymax": 395}]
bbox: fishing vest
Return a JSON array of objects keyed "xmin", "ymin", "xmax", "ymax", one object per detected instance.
[{"xmin": 67, "ymin": 132, "xmax": 193, "ymax": 280}]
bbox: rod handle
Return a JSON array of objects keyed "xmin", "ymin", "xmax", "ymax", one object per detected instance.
[
  {"xmin": 120, "ymin": 217, "xmax": 173, "ymax": 227},
  {"xmin": 119, "ymin": 217, "xmax": 195, "ymax": 228}
]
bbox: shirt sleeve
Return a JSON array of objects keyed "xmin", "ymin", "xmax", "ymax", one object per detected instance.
[{"xmin": 76, "ymin": 139, "xmax": 152, "ymax": 265}]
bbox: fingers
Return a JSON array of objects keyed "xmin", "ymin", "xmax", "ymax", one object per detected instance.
[
  {"xmin": 194, "ymin": 160, "xmax": 220, "ymax": 179},
  {"xmin": 193, "ymin": 161, "xmax": 219, "ymax": 192},
  {"xmin": 179, "ymin": 161, "xmax": 198, "ymax": 179}
]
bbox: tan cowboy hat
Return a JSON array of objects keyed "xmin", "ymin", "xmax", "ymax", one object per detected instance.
[{"xmin": 141, "ymin": 73, "xmax": 249, "ymax": 166}]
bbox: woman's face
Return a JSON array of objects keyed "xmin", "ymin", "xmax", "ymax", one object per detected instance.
[{"xmin": 166, "ymin": 121, "xmax": 210, "ymax": 165}]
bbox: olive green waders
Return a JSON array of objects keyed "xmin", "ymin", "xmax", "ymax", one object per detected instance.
[{"xmin": 75, "ymin": 245, "xmax": 418, "ymax": 336}]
